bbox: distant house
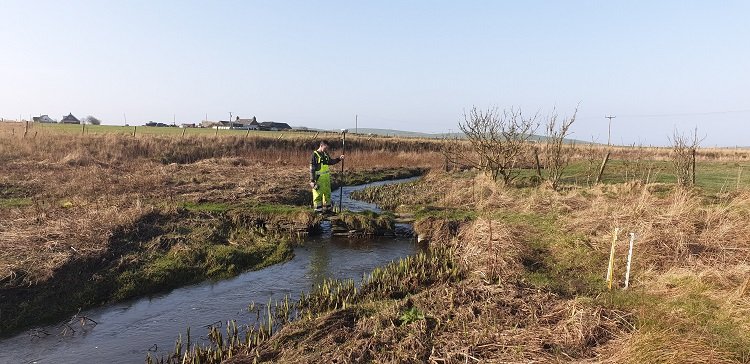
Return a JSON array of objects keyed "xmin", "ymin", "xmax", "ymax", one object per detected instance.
[
  {"xmin": 234, "ymin": 116, "xmax": 259, "ymax": 130},
  {"xmin": 144, "ymin": 121, "xmax": 172, "ymax": 127},
  {"xmin": 180, "ymin": 123, "xmax": 196, "ymax": 128},
  {"xmin": 200, "ymin": 120, "xmax": 220, "ymax": 128},
  {"xmin": 217, "ymin": 116, "xmax": 261, "ymax": 130},
  {"xmin": 32, "ymin": 115, "xmax": 56, "ymax": 123},
  {"xmin": 259, "ymin": 122, "xmax": 292, "ymax": 131},
  {"xmin": 217, "ymin": 120, "xmax": 242, "ymax": 129},
  {"xmin": 59, "ymin": 113, "xmax": 80, "ymax": 124}
]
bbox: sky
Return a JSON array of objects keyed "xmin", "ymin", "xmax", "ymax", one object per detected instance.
[{"xmin": 1, "ymin": 1, "xmax": 748, "ymax": 146}]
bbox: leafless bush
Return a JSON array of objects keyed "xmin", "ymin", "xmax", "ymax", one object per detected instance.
[
  {"xmin": 445, "ymin": 106, "xmax": 539, "ymax": 185},
  {"xmin": 576, "ymin": 139, "xmax": 602, "ymax": 186},
  {"xmin": 670, "ymin": 128, "xmax": 702, "ymax": 187},
  {"xmin": 622, "ymin": 143, "xmax": 663, "ymax": 184},
  {"xmin": 543, "ymin": 107, "xmax": 577, "ymax": 190}
]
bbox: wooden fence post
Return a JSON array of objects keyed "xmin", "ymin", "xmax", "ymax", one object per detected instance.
[
  {"xmin": 596, "ymin": 151, "xmax": 611, "ymax": 184},
  {"xmin": 533, "ymin": 147, "xmax": 543, "ymax": 178}
]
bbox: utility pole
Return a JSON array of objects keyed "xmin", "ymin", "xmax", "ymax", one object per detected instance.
[
  {"xmin": 605, "ymin": 115, "xmax": 616, "ymax": 146},
  {"xmin": 355, "ymin": 114, "xmax": 358, "ymax": 134},
  {"xmin": 229, "ymin": 112, "xmax": 232, "ymax": 124}
]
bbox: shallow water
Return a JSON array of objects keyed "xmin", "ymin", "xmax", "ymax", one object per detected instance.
[{"xmin": 0, "ymin": 178, "xmax": 419, "ymax": 364}]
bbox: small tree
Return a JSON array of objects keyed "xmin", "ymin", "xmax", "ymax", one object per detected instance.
[
  {"xmin": 445, "ymin": 106, "xmax": 539, "ymax": 185},
  {"xmin": 543, "ymin": 107, "xmax": 577, "ymax": 190},
  {"xmin": 85, "ymin": 115, "xmax": 101, "ymax": 125},
  {"xmin": 670, "ymin": 128, "xmax": 702, "ymax": 187}
]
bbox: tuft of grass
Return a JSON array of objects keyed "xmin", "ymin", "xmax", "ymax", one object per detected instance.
[
  {"xmin": 398, "ymin": 306, "xmax": 426, "ymax": 325},
  {"xmin": 331, "ymin": 210, "xmax": 396, "ymax": 235}
]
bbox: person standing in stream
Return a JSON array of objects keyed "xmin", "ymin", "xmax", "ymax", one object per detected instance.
[{"xmin": 309, "ymin": 140, "xmax": 344, "ymax": 213}]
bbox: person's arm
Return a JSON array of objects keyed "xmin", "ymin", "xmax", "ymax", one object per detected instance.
[
  {"xmin": 326, "ymin": 155, "xmax": 344, "ymax": 165},
  {"xmin": 310, "ymin": 153, "xmax": 320, "ymax": 183}
]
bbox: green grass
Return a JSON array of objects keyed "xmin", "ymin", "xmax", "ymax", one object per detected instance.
[
  {"xmin": 514, "ymin": 159, "xmax": 750, "ymax": 194},
  {"xmin": 0, "ymin": 197, "xmax": 32, "ymax": 208},
  {"xmin": 31, "ymin": 122, "xmax": 331, "ymax": 138},
  {"xmin": 601, "ymin": 280, "xmax": 750, "ymax": 362},
  {"xmin": 115, "ymin": 237, "xmax": 292, "ymax": 300},
  {"xmin": 179, "ymin": 201, "xmax": 231, "ymax": 212},
  {"xmin": 243, "ymin": 203, "xmax": 311, "ymax": 215}
]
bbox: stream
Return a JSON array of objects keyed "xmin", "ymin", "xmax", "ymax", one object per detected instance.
[{"xmin": 0, "ymin": 177, "xmax": 420, "ymax": 364}]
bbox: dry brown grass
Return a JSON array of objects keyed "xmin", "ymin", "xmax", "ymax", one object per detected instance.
[{"xmin": 0, "ymin": 129, "xmax": 441, "ymax": 288}]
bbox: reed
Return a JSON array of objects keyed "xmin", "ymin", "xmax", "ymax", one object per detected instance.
[{"xmin": 149, "ymin": 246, "xmax": 463, "ymax": 363}]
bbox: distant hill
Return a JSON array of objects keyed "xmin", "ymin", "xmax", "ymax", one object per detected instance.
[
  {"xmin": 344, "ymin": 127, "xmax": 584, "ymax": 144},
  {"xmin": 349, "ymin": 128, "xmax": 460, "ymax": 139},
  {"xmin": 294, "ymin": 126, "xmax": 584, "ymax": 144}
]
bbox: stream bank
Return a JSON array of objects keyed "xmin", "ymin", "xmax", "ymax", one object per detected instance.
[
  {"xmin": 0, "ymin": 170, "xmax": 424, "ymax": 337},
  {"xmin": 0, "ymin": 176, "xmax": 424, "ymax": 363}
]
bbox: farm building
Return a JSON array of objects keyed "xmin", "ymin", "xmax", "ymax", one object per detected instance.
[
  {"xmin": 216, "ymin": 116, "xmax": 261, "ymax": 130},
  {"xmin": 32, "ymin": 115, "xmax": 56, "ymax": 123},
  {"xmin": 234, "ymin": 116, "xmax": 259, "ymax": 130},
  {"xmin": 259, "ymin": 122, "xmax": 292, "ymax": 131},
  {"xmin": 59, "ymin": 113, "xmax": 81, "ymax": 124}
]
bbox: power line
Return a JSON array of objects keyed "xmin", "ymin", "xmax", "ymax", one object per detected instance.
[{"xmin": 619, "ymin": 108, "xmax": 750, "ymax": 118}]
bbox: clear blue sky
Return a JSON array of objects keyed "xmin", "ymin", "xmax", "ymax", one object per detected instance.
[{"xmin": 1, "ymin": 1, "xmax": 748, "ymax": 146}]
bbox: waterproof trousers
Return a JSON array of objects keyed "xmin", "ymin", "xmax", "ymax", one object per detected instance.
[{"xmin": 312, "ymin": 173, "xmax": 332, "ymax": 208}]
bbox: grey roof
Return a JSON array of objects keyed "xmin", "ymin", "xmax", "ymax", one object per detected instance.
[
  {"xmin": 60, "ymin": 113, "xmax": 80, "ymax": 122},
  {"xmin": 259, "ymin": 122, "xmax": 292, "ymax": 129}
]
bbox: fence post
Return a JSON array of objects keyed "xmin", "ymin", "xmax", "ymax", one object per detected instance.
[
  {"xmin": 596, "ymin": 151, "xmax": 611, "ymax": 184},
  {"xmin": 133, "ymin": 126, "xmax": 137, "ymax": 137},
  {"xmin": 533, "ymin": 147, "xmax": 543, "ymax": 178}
]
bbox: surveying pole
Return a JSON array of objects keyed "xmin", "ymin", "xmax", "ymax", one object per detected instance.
[{"xmin": 338, "ymin": 129, "xmax": 348, "ymax": 212}]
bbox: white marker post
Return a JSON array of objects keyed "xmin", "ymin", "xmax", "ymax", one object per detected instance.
[{"xmin": 624, "ymin": 233, "xmax": 635, "ymax": 289}]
